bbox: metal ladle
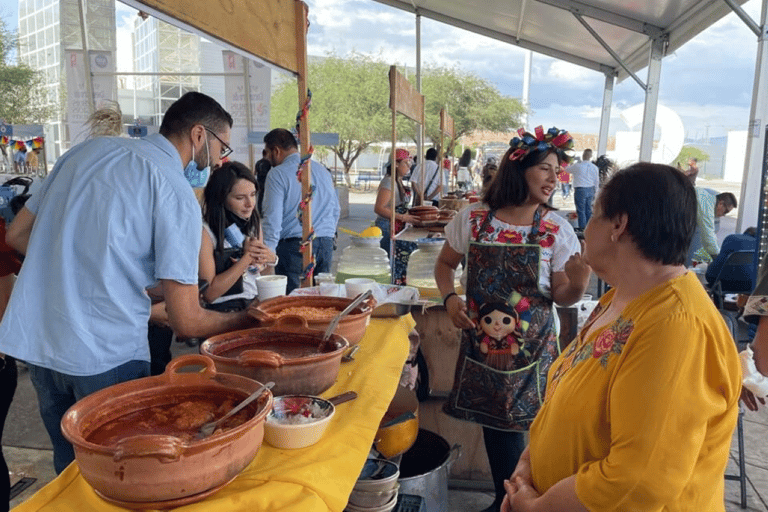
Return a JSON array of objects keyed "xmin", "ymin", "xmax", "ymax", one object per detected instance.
[
  {"xmin": 196, "ymin": 381, "xmax": 275, "ymax": 439},
  {"xmin": 322, "ymin": 289, "xmax": 374, "ymax": 342}
]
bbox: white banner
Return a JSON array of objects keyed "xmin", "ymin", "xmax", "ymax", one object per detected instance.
[
  {"xmin": 222, "ymin": 51, "xmax": 271, "ymax": 166},
  {"xmin": 65, "ymin": 50, "xmax": 117, "ymax": 148}
]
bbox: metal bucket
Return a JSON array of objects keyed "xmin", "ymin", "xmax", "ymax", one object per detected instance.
[{"xmin": 397, "ymin": 429, "xmax": 461, "ymax": 512}]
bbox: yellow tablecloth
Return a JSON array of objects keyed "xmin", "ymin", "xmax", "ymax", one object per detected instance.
[{"xmin": 13, "ymin": 315, "xmax": 415, "ymax": 512}]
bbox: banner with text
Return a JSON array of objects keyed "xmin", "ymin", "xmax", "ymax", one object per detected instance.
[
  {"xmin": 223, "ymin": 51, "xmax": 271, "ymax": 167},
  {"xmin": 65, "ymin": 50, "xmax": 116, "ymax": 148}
]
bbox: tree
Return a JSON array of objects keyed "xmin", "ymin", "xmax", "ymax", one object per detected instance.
[
  {"xmin": 421, "ymin": 65, "xmax": 526, "ymax": 155},
  {"xmin": 271, "ymin": 52, "xmax": 393, "ymax": 186},
  {"xmin": 0, "ymin": 18, "xmax": 54, "ymax": 124},
  {"xmin": 673, "ymin": 146, "xmax": 709, "ymax": 168}
]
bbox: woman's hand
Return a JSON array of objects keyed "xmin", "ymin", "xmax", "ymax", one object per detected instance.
[
  {"xmin": 564, "ymin": 240, "xmax": 591, "ymax": 288},
  {"xmin": 502, "ymin": 476, "xmax": 541, "ymax": 512},
  {"xmin": 445, "ymin": 294, "xmax": 475, "ymax": 330},
  {"xmin": 243, "ymin": 237, "xmax": 277, "ymax": 268},
  {"xmin": 741, "ymin": 386, "xmax": 766, "ymax": 411},
  {"xmin": 399, "ymin": 213, "xmax": 419, "ymax": 225}
]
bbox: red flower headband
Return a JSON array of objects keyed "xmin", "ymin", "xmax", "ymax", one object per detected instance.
[
  {"xmin": 395, "ymin": 148, "xmax": 410, "ymax": 161},
  {"xmin": 509, "ymin": 126, "xmax": 574, "ymax": 163}
]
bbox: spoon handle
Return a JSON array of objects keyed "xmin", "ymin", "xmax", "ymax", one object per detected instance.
[
  {"xmin": 219, "ymin": 381, "xmax": 274, "ymax": 424},
  {"xmin": 323, "ymin": 289, "xmax": 373, "ymax": 341}
]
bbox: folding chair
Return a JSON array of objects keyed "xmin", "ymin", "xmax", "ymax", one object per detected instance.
[
  {"xmin": 710, "ymin": 250, "xmax": 756, "ymax": 509},
  {"xmin": 709, "ymin": 250, "xmax": 756, "ymax": 310}
]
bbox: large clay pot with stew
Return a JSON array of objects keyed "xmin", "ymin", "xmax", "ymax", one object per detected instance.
[
  {"xmin": 61, "ymin": 355, "xmax": 272, "ymax": 507},
  {"xmin": 201, "ymin": 316, "xmax": 350, "ymax": 396},
  {"xmin": 248, "ymin": 295, "xmax": 375, "ymax": 345}
]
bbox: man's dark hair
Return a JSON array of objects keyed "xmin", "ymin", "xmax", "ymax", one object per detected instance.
[
  {"xmin": 159, "ymin": 92, "xmax": 232, "ymax": 137},
  {"xmin": 716, "ymin": 192, "xmax": 738, "ymax": 210},
  {"xmin": 483, "ymin": 146, "xmax": 565, "ymax": 210},
  {"xmin": 582, "ymin": 149, "xmax": 593, "ymax": 161},
  {"xmin": 744, "ymin": 226, "xmax": 757, "ymax": 238},
  {"xmin": 425, "ymin": 148, "xmax": 438, "ymax": 161},
  {"xmin": 599, "ymin": 162, "xmax": 696, "ymax": 266},
  {"xmin": 263, "ymin": 128, "xmax": 298, "ymax": 150}
]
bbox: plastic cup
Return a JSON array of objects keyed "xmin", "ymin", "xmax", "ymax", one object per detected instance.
[
  {"xmin": 256, "ymin": 275, "xmax": 288, "ymax": 300},
  {"xmin": 345, "ymin": 278, "xmax": 376, "ymax": 299}
]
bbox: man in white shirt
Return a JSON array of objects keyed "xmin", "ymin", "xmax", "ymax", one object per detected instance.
[
  {"xmin": 411, "ymin": 148, "xmax": 441, "ymax": 206},
  {"xmin": 565, "ymin": 149, "xmax": 600, "ymax": 230}
]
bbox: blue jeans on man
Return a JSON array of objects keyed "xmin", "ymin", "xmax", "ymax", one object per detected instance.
[
  {"xmin": 275, "ymin": 236, "xmax": 334, "ymax": 294},
  {"xmin": 574, "ymin": 186, "xmax": 596, "ymax": 230},
  {"xmin": 28, "ymin": 359, "xmax": 150, "ymax": 474}
]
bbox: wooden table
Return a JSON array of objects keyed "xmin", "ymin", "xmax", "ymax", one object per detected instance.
[{"xmin": 13, "ymin": 316, "xmax": 415, "ymax": 512}]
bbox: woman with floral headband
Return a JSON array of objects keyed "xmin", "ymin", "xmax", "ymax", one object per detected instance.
[
  {"xmin": 435, "ymin": 126, "xmax": 591, "ymax": 512},
  {"xmin": 502, "ymin": 163, "xmax": 741, "ymax": 512}
]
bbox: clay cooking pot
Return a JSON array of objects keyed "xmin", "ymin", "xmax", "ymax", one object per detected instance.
[
  {"xmin": 248, "ymin": 295, "xmax": 374, "ymax": 345},
  {"xmin": 201, "ymin": 316, "xmax": 350, "ymax": 396},
  {"xmin": 61, "ymin": 355, "xmax": 272, "ymax": 505}
]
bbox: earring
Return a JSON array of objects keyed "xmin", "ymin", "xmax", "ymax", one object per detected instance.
[{"xmin": 610, "ymin": 234, "xmax": 617, "ymax": 242}]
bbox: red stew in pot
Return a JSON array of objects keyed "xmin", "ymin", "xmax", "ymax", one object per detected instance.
[{"xmin": 87, "ymin": 393, "xmax": 257, "ymax": 445}]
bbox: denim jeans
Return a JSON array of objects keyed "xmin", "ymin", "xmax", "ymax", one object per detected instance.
[
  {"xmin": 561, "ymin": 183, "xmax": 571, "ymax": 198},
  {"xmin": 574, "ymin": 186, "xmax": 596, "ymax": 230},
  {"xmin": 275, "ymin": 236, "xmax": 335, "ymax": 294},
  {"xmin": 28, "ymin": 360, "xmax": 150, "ymax": 474}
]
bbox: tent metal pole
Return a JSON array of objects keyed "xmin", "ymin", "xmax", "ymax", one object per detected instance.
[
  {"xmin": 77, "ymin": 0, "xmax": 95, "ymax": 116},
  {"xmin": 597, "ymin": 72, "xmax": 615, "ymax": 157},
  {"xmin": 639, "ymin": 37, "xmax": 664, "ymax": 161},
  {"xmin": 737, "ymin": 0, "xmax": 768, "ymax": 232},
  {"xmin": 416, "ymin": 11, "xmax": 424, "ymax": 203}
]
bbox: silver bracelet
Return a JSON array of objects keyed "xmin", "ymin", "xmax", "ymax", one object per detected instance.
[{"xmin": 267, "ymin": 255, "xmax": 279, "ymax": 267}]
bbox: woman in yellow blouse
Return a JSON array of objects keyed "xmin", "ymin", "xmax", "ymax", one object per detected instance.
[{"xmin": 503, "ymin": 162, "xmax": 742, "ymax": 512}]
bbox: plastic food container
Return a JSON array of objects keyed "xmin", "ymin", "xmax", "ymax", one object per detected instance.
[{"xmin": 264, "ymin": 395, "xmax": 336, "ymax": 449}]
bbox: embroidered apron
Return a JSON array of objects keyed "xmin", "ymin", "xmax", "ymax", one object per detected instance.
[{"xmin": 443, "ymin": 206, "xmax": 560, "ymax": 431}]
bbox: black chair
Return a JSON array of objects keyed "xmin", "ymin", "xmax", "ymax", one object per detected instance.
[
  {"xmin": 709, "ymin": 250, "xmax": 756, "ymax": 310},
  {"xmin": 710, "ymin": 250, "xmax": 755, "ymax": 509}
]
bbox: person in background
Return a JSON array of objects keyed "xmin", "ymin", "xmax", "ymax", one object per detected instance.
[
  {"xmin": 254, "ymin": 154, "xmax": 271, "ymax": 217},
  {"xmin": 687, "ymin": 189, "xmax": 738, "ymax": 265},
  {"xmin": 13, "ymin": 147, "xmax": 26, "ymax": 174},
  {"xmin": 594, "ymin": 154, "xmax": 616, "ymax": 186},
  {"xmin": 0, "ymin": 92, "xmax": 255, "ymax": 474},
  {"xmin": 704, "ymin": 226, "xmax": 757, "ymax": 288},
  {"xmin": 199, "ymin": 161, "xmax": 276, "ymax": 311},
  {"xmin": 435, "ymin": 126, "xmax": 589, "ymax": 512},
  {"xmin": 741, "ymin": 252, "xmax": 768, "ymax": 411},
  {"xmin": 0, "ymin": 196, "xmax": 25, "ymax": 512},
  {"xmin": 456, "ymin": 149, "xmax": 474, "ymax": 192},
  {"xmin": 411, "ymin": 148, "xmax": 442, "ymax": 207},
  {"xmin": 502, "ymin": 163, "xmax": 741, "ymax": 512},
  {"xmin": 557, "ymin": 167, "xmax": 571, "ymax": 199},
  {"xmin": 564, "ymin": 149, "xmax": 599, "ymax": 230},
  {"xmin": 481, "ymin": 157, "xmax": 499, "ymax": 195},
  {"xmin": 684, "ymin": 157, "xmax": 700, "ymax": 185},
  {"xmin": 442, "ymin": 157, "xmax": 452, "ymax": 191},
  {"xmin": 261, "ymin": 128, "xmax": 340, "ymax": 293},
  {"xmin": 25, "ymin": 148, "xmax": 40, "ymax": 173},
  {"xmin": 374, "ymin": 148, "xmax": 419, "ymax": 256}
]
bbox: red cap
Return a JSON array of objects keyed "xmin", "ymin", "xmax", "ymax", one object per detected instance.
[{"xmin": 395, "ymin": 148, "xmax": 410, "ymax": 161}]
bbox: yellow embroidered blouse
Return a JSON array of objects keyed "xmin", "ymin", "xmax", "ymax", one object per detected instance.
[{"xmin": 529, "ymin": 272, "xmax": 741, "ymax": 511}]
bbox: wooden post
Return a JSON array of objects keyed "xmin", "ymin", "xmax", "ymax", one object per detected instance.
[
  {"xmin": 389, "ymin": 66, "xmax": 398, "ymax": 271},
  {"xmin": 295, "ymin": 1, "xmax": 313, "ymax": 288}
]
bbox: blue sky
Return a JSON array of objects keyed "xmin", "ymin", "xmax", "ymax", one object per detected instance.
[{"xmin": 2, "ymin": 0, "xmax": 762, "ymax": 139}]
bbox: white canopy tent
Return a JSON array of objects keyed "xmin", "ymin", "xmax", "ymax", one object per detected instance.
[{"xmin": 372, "ymin": 0, "xmax": 767, "ymax": 232}]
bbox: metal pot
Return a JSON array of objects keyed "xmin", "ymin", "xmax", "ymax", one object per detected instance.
[
  {"xmin": 248, "ymin": 295, "xmax": 374, "ymax": 345},
  {"xmin": 60, "ymin": 355, "xmax": 272, "ymax": 506},
  {"xmin": 201, "ymin": 317, "xmax": 350, "ymax": 396},
  {"xmin": 397, "ymin": 429, "xmax": 461, "ymax": 512}
]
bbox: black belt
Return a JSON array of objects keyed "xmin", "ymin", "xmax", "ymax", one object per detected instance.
[{"xmin": 279, "ymin": 237, "xmax": 301, "ymax": 243}]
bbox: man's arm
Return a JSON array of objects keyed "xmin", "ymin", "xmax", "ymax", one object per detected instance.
[
  {"xmin": 260, "ymin": 170, "xmax": 285, "ymax": 251},
  {"xmin": 699, "ymin": 197, "xmax": 719, "ymax": 257},
  {"xmin": 6, "ymin": 207, "xmax": 35, "ymax": 255},
  {"xmin": 162, "ymin": 279, "xmax": 254, "ymax": 338}
]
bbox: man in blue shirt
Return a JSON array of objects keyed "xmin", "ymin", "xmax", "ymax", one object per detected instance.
[
  {"xmin": 1, "ymin": 92, "xmax": 255, "ymax": 474},
  {"xmin": 705, "ymin": 227, "xmax": 756, "ymax": 289},
  {"xmin": 262, "ymin": 129, "xmax": 340, "ymax": 293}
]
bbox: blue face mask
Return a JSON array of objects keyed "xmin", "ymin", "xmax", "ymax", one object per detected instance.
[{"xmin": 183, "ymin": 136, "xmax": 211, "ymax": 188}]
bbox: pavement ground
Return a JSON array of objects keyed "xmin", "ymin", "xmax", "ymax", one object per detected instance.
[{"xmin": 5, "ymin": 179, "xmax": 767, "ymax": 511}]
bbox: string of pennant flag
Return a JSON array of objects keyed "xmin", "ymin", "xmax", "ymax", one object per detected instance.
[{"xmin": 0, "ymin": 136, "xmax": 45, "ymax": 150}]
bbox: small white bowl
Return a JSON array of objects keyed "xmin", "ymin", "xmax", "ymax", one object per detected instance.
[
  {"xmin": 264, "ymin": 395, "xmax": 335, "ymax": 449},
  {"xmin": 345, "ymin": 278, "xmax": 376, "ymax": 299},
  {"xmin": 348, "ymin": 483, "xmax": 399, "ymax": 508},
  {"xmin": 345, "ymin": 493, "xmax": 398, "ymax": 512}
]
